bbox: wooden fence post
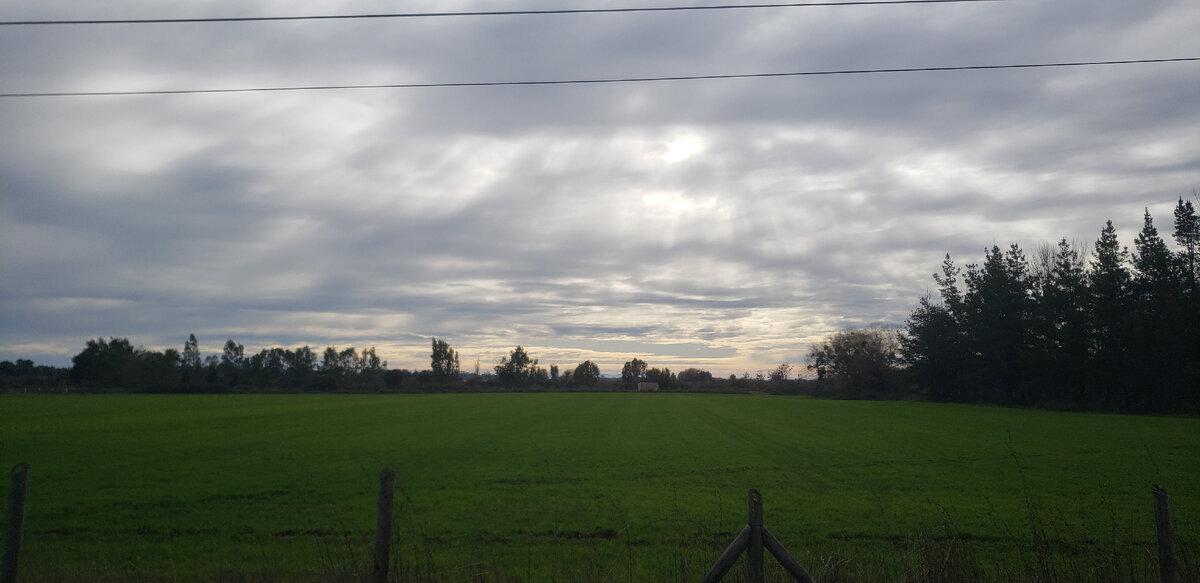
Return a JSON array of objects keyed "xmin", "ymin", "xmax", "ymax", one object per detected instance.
[
  {"xmin": 2, "ymin": 463, "xmax": 29, "ymax": 583},
  {"xmin": 701, "ymin": 526, "xmax": 750, "ymax": 583},
  {"xmin": 373, "ymin": 467, "xmax": 395, "ymax": 583},
  {"xmin": 702, "ymin": 489, "xmax": 813, "ymax": 583},
  {"xmin": 748, "ymin": 489, "xmax": 764, "ymax": 583},
  {"xmin": 1153, "ymin": 485, "xmax": 1176, "ymax": 583},
  {"xmin": 763, "ymin": 528, "xmax": 815, "ymax": 583}
]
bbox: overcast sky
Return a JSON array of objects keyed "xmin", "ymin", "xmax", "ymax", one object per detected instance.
[{"xmin": 1, "ymin": 0, "xmax": 1198, "ymax": 376}]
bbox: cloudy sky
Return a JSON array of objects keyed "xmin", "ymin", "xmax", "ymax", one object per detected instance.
[{"xmin": 1, "ymin": 0, "xmax": 1197, "ymax": 376}]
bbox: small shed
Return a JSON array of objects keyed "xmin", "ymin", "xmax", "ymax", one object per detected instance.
[{"xmin": 637, "ymin": 382, "xmax": 659, "ymax": 392}]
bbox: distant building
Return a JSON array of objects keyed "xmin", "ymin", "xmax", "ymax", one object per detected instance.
[{"xmin": 637, "ymin": 382, "xmax": 659, "ymax": 392}]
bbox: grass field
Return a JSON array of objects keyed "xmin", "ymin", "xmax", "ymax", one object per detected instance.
[{"xmin": 1, "ymin": 393, "xmax": 1198, "ymax": 582}]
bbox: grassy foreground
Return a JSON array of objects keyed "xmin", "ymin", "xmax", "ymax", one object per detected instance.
[{"xmin": 1, "ymin": 393, "xmax": 1197, "ymax": 582}]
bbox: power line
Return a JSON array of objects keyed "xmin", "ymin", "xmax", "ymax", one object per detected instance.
[
  {"xmin": 2, "ymin": 58, "xmax": 1194, "ymax": 98},
  {"xmin": 0, "ymin": 0, "xmax": 1002, "ymax": 26}
]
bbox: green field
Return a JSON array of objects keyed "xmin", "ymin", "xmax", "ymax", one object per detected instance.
[{"xmin": 1, "ymin": 393, "xmax": 1197, "ymax": 582}]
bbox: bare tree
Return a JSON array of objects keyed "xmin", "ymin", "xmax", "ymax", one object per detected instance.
[{"xmin": 768, "ymin": 362, "xmax": 792, "ymax": 382}]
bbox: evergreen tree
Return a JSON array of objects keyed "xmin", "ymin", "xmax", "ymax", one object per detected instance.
[
  {"xmin": 1133, "ymin": 209, "xmax": 1177, "ymax": 300},
  {"xmin": 1131, "ymin": 209, "xmax": 1181, "ymax": 411},
  {"xmin": 1174, "ymin": 197, "xmax": 1199, "ymax": 292},
  {"xmin": 901, "ymin": 255, "xmax": 971, "ymax": 400},
  {"xmin": 933, "ymin": 253, "xmax": 966, "ymax": 318},
  {"xmin": 1171, "ymin": 197, "xmax": 1200, "ymax": 410},
  {"xmin": 901, "ymin": 204, "xmax": 1198, "ymax": 413},
  {"xmin": 963, "ymin": 244, "xmax": 1036, "ymax": 405},
  {"xmin": 1035, "ymin": 239, "xmax": 1090, "ymax": 405},
  {"xmin": 902, "ymin": 295, "xmax": 959, "ymax": 400},
  {"xmin": 1087, "ymin": 220, "xmax": 1133, "ymax": 409}
]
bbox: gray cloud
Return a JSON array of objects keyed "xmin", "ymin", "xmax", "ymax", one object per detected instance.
[{"xmin": 2, "ymin": 0, "xmax": 1198, "ymax": 374}]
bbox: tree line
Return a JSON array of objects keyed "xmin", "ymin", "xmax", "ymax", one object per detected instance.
[
  {"xmin": 33, "ymin": 334, "xmax": 728, "ymax": 393},
  {"xmin": 63, "ymin": 335, "xmax": 389, "ymax": 391},
  {"xmin": 899, "ymin": 198, "xmax": 1198, "ymax": 412}
]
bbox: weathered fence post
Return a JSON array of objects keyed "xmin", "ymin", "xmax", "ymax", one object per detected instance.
[
  {"xmin": 748, "ymin": 489, "xmax": 765, "ymax": 583},
  {"xmin": 701, "ymin": 524, "xmax": 750, "ymax": 583},
  {"xmin": 702, "ymin": 489, "xmax": 814, "ymax": 583},
  {"xmin": 1153, "ymin": 485, "xmax": 1176, "ymax": 583},
  {"xmin": 372, "ymin": 467, "xmax": 395, "ymax": 583},
  {"xmin": 2, "ymin": 463, "xmax": 29, "ymax": 583}
]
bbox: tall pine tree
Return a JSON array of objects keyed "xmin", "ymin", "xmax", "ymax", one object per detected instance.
[
  {"xmin": 902, "ymin": 255, "xmax": 971, "ymax": 401},
  {"xmin": 1036, "ymin": 239, "xmax": 1090, "ymax": 406},
  {"xmin": 1131, "ymin": 209, "xmax": 1181, "ymax": 411},
  {"xmin": 963, "ymin": 244, "xmax": 1036, "ymax": 405},
  {"xmin": 1171, "ymin": 197, "xmax": 1200, "ymax": 410},
  {"xmin": 1087, "ymin": 221, "xmax": 1132, "ymax": 409},
  {"xmin": 1174, "ymin": 197, "xmax": 1199, "ymax": 292}
]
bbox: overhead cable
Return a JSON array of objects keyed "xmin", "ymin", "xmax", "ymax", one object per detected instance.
[
  {"xmin": 2, "ymin": 58, "xmax": 1195, "ymax": 99},
  {"xmin": 0, "ymin": 0, "xmax": 1003, "ymax": 26}
]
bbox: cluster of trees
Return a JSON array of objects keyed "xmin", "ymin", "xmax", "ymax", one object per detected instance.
[
  {"xmin": 572, "ymin": 360, "xmax": 602, "ymax": 385},
  {"xmin": 678, "ymin": 368, "xmax": 715, "ymax": 382},
  {"xmin": 902, "ymin": 199, "xmax": 1199, "ymax": 412},
  {"xmin": 806, "ymin": 328, "xmax": 902, "ymax": 398},
  {"xmin": 0, "ymin": 358, "xmax": 68, "ymax": 390},
  {"xmin": 618, "ymin": 357, "xmax": 674, "ymax": 388},
  {"xmin": 67, "ymin": 334, "xmax": 387, "ymax": 391},
  {"xmin": 493, "ymin": 345, "xmax": 545, "ymax": 387},
  {"xmin": 487, "ymin": 347, "xmax": 659, "ymax": 389},
  {"xmin": 53, "ymin": 334, "xmax": 707, "ymax": 393},
  {"xmin": 487, "ymin": 345, "xmax": 597, "ymax": 388},
  {"xmin": 383, "ymin": 341, "xmax": 714, "ymax": 391},
  {"xmin": 69, "ymin": 337, "xmax": 186, "ymax": 389},
  {"xmin": 0, "ymin": 358, "xmax": 64, "ymax": 378}
]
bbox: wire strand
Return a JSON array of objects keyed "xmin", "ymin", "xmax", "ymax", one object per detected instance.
[
  {"xmin": 0, "ymin": 0, "xmax": 1004, "ymax": 26},
  {"xmin": 2, "ymin": 58, "xmax": 1194, "ymax": 98}
]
